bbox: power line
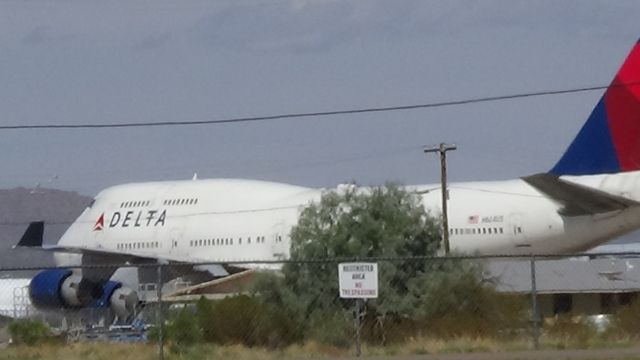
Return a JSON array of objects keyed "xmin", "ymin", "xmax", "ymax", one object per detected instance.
[{"xmin": 2, "ymin": 82, "xmax": 638, "ymax": 131}]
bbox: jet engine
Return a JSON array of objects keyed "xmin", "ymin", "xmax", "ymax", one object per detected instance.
[
  {"xmin": 29, "ymin": 269, "xmax": 102, "ymax": 309},
  {"xmin": 94, "ymin": 281, "xmax": 139, "ymax": 318},
  {"xmin": 28, "ymin": 269, "xmax": 138, "ymax": 317}
]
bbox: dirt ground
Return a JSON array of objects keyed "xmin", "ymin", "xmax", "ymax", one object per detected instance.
[{"xmin": 331, "ymin": 347, "xmax": 640, "ymax": 360}]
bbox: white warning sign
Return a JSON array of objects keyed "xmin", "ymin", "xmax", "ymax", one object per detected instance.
[{"xmin": 338, "ymin": 262, "xmax": 378, "ymax": 299}]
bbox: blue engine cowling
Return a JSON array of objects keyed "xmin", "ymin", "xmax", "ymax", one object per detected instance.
[
  {"xmin": 91, "ymin": 281, "xmax": 139, "ymax": 318},
  {"xmin": 29, "ymin": 269, "xmax": 102, "ymax": 309}
]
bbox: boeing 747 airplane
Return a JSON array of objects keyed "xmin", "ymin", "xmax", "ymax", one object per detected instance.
[{"xmin": 13, "ymin": 38, "xmax": 640, "ymax": 318}]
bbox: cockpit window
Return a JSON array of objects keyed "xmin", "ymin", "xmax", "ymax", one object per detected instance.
[{"xmin": 88, "ymin": 199, "xmax": 96, "ymax": 208}]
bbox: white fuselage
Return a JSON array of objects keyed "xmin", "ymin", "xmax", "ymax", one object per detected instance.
[{"xmin": 54, "ymin": 172, "xmax": 640, "ymax": 266}]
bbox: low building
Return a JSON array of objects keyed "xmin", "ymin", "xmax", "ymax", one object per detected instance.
[{"xmin": 488, "ymin": 253, "xmax": 640, "ymax": 317}]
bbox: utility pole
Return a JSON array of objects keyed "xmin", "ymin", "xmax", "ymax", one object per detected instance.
[{"xmin": 424, "ymin": 143, "xmax": 457, "ymax": 255}]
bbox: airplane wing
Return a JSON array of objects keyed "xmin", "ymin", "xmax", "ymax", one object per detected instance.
[
  {"xmin": 522, "ymin": 173, "xmax": 640, "ymax": 216},
  {"xmin": 14, "ymin": 222, "xmax": 230, "ymax": 278}
]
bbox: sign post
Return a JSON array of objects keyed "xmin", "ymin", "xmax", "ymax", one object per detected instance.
[{"xmin": 338, "ymin": 262, "xmax": 379, "ymax": 357}]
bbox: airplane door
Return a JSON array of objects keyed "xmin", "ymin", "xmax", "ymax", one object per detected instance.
[
  {"xmin": 271, "ymin": 222, "xmax": 287, "ymax": 260},
  {"xmin": 170, "ymin": 228, "xmax": 182, "ymax": 254},
  {"xmin": 508, "ymin": 213, "xmax": 530, "ymax": 249},
  {"xmin": 94, "ymin": 228, "xmax": 105, "ymax": 249}
]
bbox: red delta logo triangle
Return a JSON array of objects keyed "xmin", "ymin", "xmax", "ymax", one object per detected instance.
[{"xmin": 93, "ymin": 213, "xmax": 104, "ymax": 231}]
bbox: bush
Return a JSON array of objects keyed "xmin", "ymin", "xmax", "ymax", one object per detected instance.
[
  {"xmin": 384, "ymin": 258, "xmax": 528, "ymax": 340},
  {"xmin": 197, "ymin": 295, "xmax": 301, "ymax": 348},
  {"xmin": 544, "ymin": 314, "xmax": 597, "ymax": 347},
  {"xmin": 147, "ymin": 305, "xmax": 202, "ymax": 354},
  {"xmin": 8, "ymin": 319, "xmax": 51, "ymax": 346},
  {"xmin": 167, "ymin": 306, "xmax": 202, "ymax": 352},
  {"xmin": 306, "ymin": 309, "xmax": 353, "ymax": 348},
  {"xmin": 609, "ymin": 300, "xmax": 640, "ymax": 338}
]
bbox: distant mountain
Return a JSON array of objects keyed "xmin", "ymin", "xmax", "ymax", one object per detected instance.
[{"xmin": 0, "ymin": 188, "xmax": 91, "ymax": 270}]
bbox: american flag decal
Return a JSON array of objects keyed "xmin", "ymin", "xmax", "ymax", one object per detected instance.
[{"xmin": 467, "ymin": 215, "xmax": 479, "ymax": 224}]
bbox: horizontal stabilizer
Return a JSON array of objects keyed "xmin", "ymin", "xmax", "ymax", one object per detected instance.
[
  {"xmin": 523, "ymin": 173, "xmax": 639, "ymax": 216},
  {"xmin": 15, "ymin": 221, "xmax": 44, "ymax": 247}
]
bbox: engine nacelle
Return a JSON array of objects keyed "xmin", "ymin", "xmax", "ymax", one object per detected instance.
[
  {"xmin": 110, "ymin": 286, "xmax": 139, "ymax": 318},
  {"xmin": 90, "ymin": 281, "xmax": 139, "ymax": 318},
  {"xmin": 29, "ymin": 269, "xmax": 103, "ymax": 309}
]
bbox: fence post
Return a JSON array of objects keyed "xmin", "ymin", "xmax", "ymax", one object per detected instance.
[
  {"xmin": 355, "ymin": 298, "xmax": 363, "ymax": 357},
  {"xmin": 156, "ymin": 264, "xmax": 164, "ymax": 360},
  {"xmin": 530, "ymin": 254, "xmax": 540, "ymax": 350}
]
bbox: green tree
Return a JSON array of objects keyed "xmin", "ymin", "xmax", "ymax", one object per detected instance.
[
  {"xmin": 283, "ymin": 184, "xmax": 440, "ymax": 317},
  {"xmin": 272, "ymin": 184, "xmax": 447, "ymax": 344}
]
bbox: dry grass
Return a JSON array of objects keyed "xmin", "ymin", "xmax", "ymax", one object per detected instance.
[
  {"xmin": 0, "ymin": 336, "xmax": 639, "ymax": 360},
  {"xmin": 0, "ymin": 343, "xmax": 157, "ymax": 360}
]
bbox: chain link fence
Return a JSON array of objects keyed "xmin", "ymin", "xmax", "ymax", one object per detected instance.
[{"xmin": 1, "ymin": 253, "xmax": 640, "ymax": 358}]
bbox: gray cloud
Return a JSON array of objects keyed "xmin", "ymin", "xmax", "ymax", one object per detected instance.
[
  {"xmin": 22, "ymin": 26, "xmax": 50, "ymax": 46},
  {"xmin": 193, "ymin": 0, "xmax": 440, "ymax": 53},
  {"xmin": 2, "ymin": 0, "xmax": 640, "ymax": 197},
  {"xmin": 133, "ymin": 32, "xmax": 171, "ymax": 52}
]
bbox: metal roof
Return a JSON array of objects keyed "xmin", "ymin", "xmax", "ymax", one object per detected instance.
[{"xmin": 486, "ymin": 256, "xmax": 640, "ymax": 294}]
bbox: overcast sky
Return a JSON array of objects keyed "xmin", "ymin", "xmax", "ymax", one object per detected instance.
[{"xmin": 1, "ymin": 0, "xmax": 639, "ymax": 195}]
